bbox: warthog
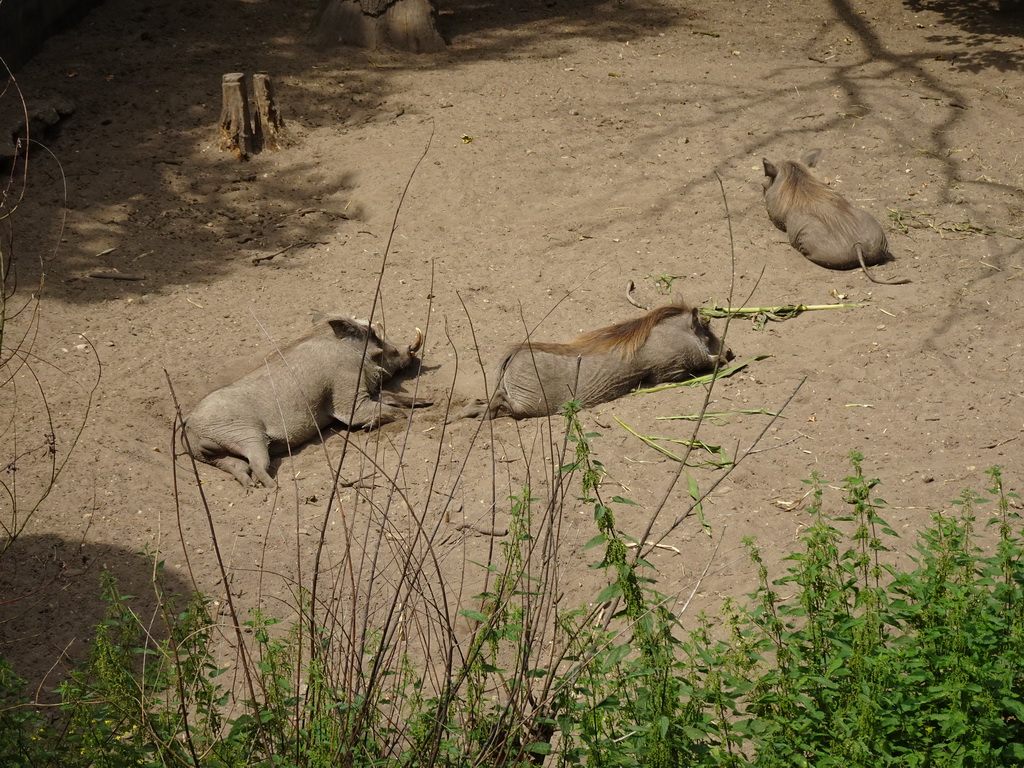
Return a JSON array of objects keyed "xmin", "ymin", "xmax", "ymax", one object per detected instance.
[
  {"xmin": 456, "ymin": 302, "xmax": 733, "ymax": 420},
  {"xmin": 762, "ymin": 149, "xmax": 909, "ymax": 284},
  {"xmin": 183, "ymin": 315, "xmax": 427, "ymax": 487}
]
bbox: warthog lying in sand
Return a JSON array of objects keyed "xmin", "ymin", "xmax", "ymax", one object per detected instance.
[
  {"xmin": 456, "ymin": 302, "xmax": 733, "ymax": 420},
  {"xmin": 183, "ymin": 315, "xmax": 428, "ymax": 487},
  {"xmin": 762, "ymin": 149, "xmax": 909, "ymax": 284}
]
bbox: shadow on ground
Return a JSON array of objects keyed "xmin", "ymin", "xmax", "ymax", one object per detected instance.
[{"xmin": 0, "ymin": 535, "xmax": 195, "ymax": 705}]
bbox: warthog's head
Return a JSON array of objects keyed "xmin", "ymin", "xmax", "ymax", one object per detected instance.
[
  {"xmin": 370, "ymin": 321, "xmax": 423, "ymax": 376},
  {"xmin": 690, "ymin": 309, "xmax": 734, "ymax": 366},
  {"xmin": 322, "ymin": 317, "xmax": 423, "ymax": 376},
  {"xmin": 762, "ymin": 148, "xmax": 823, "ymax": 196}
]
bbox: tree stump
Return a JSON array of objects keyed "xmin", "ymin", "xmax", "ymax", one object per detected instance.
[
  {"xmin": 252, "ymin": 74, "xmax": 284, "ymax": 153},
  {"xmin": 313, "ymin": 0, "xmax": 446, "ymax": 53},
  {"xmin": 218, "ymin": 73, "xmax": 285, "ymax": 159},
  {"xmin": 218, "ymin": 73, "xmax": 252, "ymax": 159}
]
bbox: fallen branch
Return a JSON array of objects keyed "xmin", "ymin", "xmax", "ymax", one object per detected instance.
[
  {"xmin": 888, "ymin": 208, "xmax": 1024, "ymax": 240},
  {"xmin": 625, "ymin": 279, "xmax": 648, "ymax": 309},
  {"xmin": 616, "ymin": 418, "xmax": 732, "ymax": 467},
  {"xmin": 251, "ymin": 241, "xmax": 326, "ymax": 264},
  {"xmin": 656, "ymin": 408, "xmax": 782, "ymax": 425},
  {"xmin": 455, "ymin": 522, "xmax": 508, "ymax": 537},
  {"xmin": 88, "ymin": 272, "xmax": 145, "ymax": 281},
  {"xmin": 268, "ymin": 208, "xmax": 349, "ymax": 227},
  {"xmin": 701, "ymin": 302, "xmax": 866, "ymax": 322}
]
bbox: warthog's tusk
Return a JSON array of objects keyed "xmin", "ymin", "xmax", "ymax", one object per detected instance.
[{"xmin": 410, "ymin": 328, "xmax": 424, "ymax": 353}]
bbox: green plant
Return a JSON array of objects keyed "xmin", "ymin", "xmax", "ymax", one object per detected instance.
[
  {"xmin": 4, "ymin": 450, "xmax": 1024, "ymax": 767},
  {"xmin": 720, "ymin": 457, "xmax": 1024, "ymax": 767}
]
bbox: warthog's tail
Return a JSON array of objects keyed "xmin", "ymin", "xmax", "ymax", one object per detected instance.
[{"xmin": 855, "ymin": 243, "xmax": 911, "ymax": 285}]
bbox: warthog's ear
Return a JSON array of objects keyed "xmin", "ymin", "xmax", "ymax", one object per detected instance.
[
  {"xmin": 800, "ymin": 148, "xmax": 822, "ymax": 167},
  {"xmin": 763, "ymin": 159, "xmax": 778, "ymax": 179},
  {"xmin": 690, "ymin": 307, "xmax": 715, "ymax": 333},
  {"xmin": 327, "ymin": 317, "xmax": 368, "ymax": 340}
]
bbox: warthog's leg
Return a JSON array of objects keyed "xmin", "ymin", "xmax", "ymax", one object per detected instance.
[
  {"xmin": 379, "ymin": 391, "xmax": 432, "ymax": 409},
  {"xmin": 452, "ymin": 398, "xmax": 490, "ymax": 421},
  {"xmin": 236, "ymin": 441, "xmax": 276, "ymax": 488},
  {"xmin": 194, "ymin": 434, "xmax": 275, "ymax": 488},
  {"xmin": 332, "ymin": 394, "xmax": 414, "ymax": 430},
  {"xmin": 210, "ymin": 455, "xmax": 258, "ymax": 487},
  {"xmin": 451, "ymin": 391, "xmax": 514, "ymax": 422}
]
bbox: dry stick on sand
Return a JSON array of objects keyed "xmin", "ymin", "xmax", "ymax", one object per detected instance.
[
  {"xmin": 625, "ymin": 279, "xmax": 647, "ymax": 309},
  {"xmin": 166, "ymin": 378, "xmax": 268, "ymax": 751},
  {"xmin": 251, "ymin": 241, "xmax": 326, "ymax": 264},
  {"xmin": 88, "ymin": 272, "xmax": 146, "ymax": 281},
  {"xmin": 308, "ymin": 122, "xmax": 437, "ymax": 670},
  {"xmin": 627, "ymin": 174, "xmax": 805, "ymax": 570},
  {"xmin": 676, "ymin": 527, "xmax": 726, "ymax": 616}
]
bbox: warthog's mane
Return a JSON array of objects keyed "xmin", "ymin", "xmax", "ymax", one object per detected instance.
[
  {"xmin": 772, "ymin": 160, "xmax": 857, "ymax": 224},
  {"xmin": 515, "ymin": 304, "xmax": 694, "ymax": 360}
]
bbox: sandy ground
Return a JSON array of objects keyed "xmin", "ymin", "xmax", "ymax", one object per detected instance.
[{"xmin": 2, "ymin": 0, "xmax": 1023, "ymax": 700}]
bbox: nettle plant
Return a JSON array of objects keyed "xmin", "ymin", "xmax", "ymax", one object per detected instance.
[{"xmin": 1, "ymin": 437, "xmax": 1022, "ymax": 766}]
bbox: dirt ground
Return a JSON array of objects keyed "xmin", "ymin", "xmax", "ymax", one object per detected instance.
[{"xmin": 2, "ymin": 0, "xmax": 1023, "ymax": 701}]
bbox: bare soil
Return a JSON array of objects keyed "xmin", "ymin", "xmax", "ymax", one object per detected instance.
[{"xmin": 2, "ymin": 0, "xmax": 1023, "ymax": 700}]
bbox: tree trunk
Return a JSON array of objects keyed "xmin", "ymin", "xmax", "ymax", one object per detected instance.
[{"xmin": 313, "ymin": 0, "xmax": 446, "ymax": 53}]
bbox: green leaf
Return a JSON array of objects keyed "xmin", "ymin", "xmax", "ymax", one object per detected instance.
[{"xmin": 597, "ymin": 583, "xmax": 623, "ymax": 602}]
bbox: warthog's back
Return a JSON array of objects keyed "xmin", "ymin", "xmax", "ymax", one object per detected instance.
[
  {"xmin": 782, "ymin": 204, "xmax": 889, "ymax": 270},
  {"xmin": 763, "ymin": 149, "xmax": 892, "ymax": 271},
  {"xmin": 182, "ymin": 315, "xmax": 424, "ymax": 487},
  {"xmin": 189, "ymin": 336, "xmax": 370, "ymax": 448},
  {"xmin": 459, "ymin": 305, "xmax": 732, "ymax": 420},
  {"xmin": 497, "ymin": 348, "xmax": 649, "ymax": 418}
]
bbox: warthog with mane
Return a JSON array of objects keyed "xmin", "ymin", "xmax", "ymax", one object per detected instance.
[
  {"xmin": 457, "ymin": 302, "xmax": 733, "ymax": 420},
  {"xmin": 762, "ymin": 148, "xmax": 909, "ymax": 284},
  {"xmin": 183, "ymin": 315, "xmax": 427, "ymax": 487}
]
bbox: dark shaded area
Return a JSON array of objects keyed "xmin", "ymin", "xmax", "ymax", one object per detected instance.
[
  {"xmin": 0, "ymin": 535, "xmax": 195, "ymax": 705},
  {"xmin": 905, "ymin": 0, "xmax": 1024, "ymax": 72},
  {"xmin": 2, "ymin": 0, "xmax": 682, "ymax": 305},
  {"xmin": 3, "ymin": 0, "xmax": 1020, "ymax": 308},
  {"xmin": 438, "ymin": 0, "xmax": 685, "ymax": 51},
  {"xmin": 0, "ymin": 0, "xmax": 103, "ymax": 73}
]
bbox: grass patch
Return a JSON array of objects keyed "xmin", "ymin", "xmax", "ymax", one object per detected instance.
[
  {"xmin": 888, "ymin": 208, "xmax": 1024, "ymax": 240},
  {"xmin": 701, "ymin": 303, "xmax": 865, "ymax": 331}
]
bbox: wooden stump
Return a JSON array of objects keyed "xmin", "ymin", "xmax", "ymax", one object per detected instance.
[
  {"xmin": 218, "ymin": 73, "xmax": 285, "ymax": 159},
  {"xmin": 218, "ymin": 73, "xmax": 252, "ymax": 158},
  {"xmin": 252, "ymin": 74, "xmax": 284, "ymax": 153}
]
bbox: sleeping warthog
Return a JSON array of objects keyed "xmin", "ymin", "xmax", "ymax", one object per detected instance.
[
  {"xmin": 457, "ymin": 302, "xmax": 733, "ymax": 420},
  {"xmin": 762, "ymin": 149, "xmax": 909, "ymax": 284},
  {"xmin": 183, "ymin": 316, "xmax": 427, "ymax": 487}
]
